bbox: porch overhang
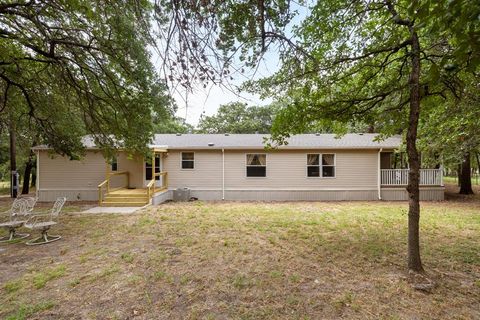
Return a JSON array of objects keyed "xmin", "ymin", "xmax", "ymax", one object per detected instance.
[{"xmin": 149, "ymin": 145, "xmax": 168, "ymax": 153}]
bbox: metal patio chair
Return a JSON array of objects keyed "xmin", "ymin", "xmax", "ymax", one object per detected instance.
[
  {"xmin": 24, "ymin": 197, "xmax": 66, "ymax": 245},
  {"xmin": 24, "ymin": 196, "xmax": 38, "ymax": 213},
  {"xmin": 0, "ymin": 198, "xmax": 31, "ymax": 242}
]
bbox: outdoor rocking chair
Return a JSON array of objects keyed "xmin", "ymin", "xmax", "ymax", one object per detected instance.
[
  {"xmin": 24, "ymin": 197, "xmax": 66, "ymax": 245},
  {"xmin": 24, "ymin": 196, "xmax": 38, "ymax": 213},
  {"xmin": 0, "ymin": 198, "xmax": 32, "ymax": 242}
]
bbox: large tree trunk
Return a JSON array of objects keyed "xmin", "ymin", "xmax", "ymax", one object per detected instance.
[
  {"xmin": 31, "ymin": 166, "xmax": 37, "ymax": 188},
  {"xmin": 457, "ymin": 164, "xmax": 461, "ymax": 186},
  {"xmin": 405, "ymin": 29, "xmax": 423, "ymax": 272},
  {"xmin": 475, "ymin": 152, "xmax": 480, "ymax": 187},
  {"xmin": 459, "ymin": 152, "xmax": 474, "ymax": 194},
  {"xmin": 21, "ymin": 152, "xmax": 35, "ymax": 194}
]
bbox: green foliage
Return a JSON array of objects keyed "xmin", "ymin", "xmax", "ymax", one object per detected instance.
[
  {"xmin": 419, "ymin": 76, "xmax": 480, "ymax": 168},
  {"xmin": 153, "ymin": 116, "xmax": 194, "ymax": 134},
  {"xmin": 0, "ymin": 0, "xmax": 173, "ymax": 157},
  {"xmin": 197, "ymin": 102, "xmax": 279, "ymax": 133}
]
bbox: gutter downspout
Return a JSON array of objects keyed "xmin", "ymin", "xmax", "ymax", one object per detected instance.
[
  {"xmin": 378, "ymin": 148, "xmax": 382, "ymax": 200},
  {"xmin": 222, "ymin": 148, "xmax": 225, "ymax": 200}
]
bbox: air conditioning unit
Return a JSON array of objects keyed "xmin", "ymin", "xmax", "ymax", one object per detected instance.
[{"xmin": 173, "ymin": 187, "xmax": 190, "ymax": 201}]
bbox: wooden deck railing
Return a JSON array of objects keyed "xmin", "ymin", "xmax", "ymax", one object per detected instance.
[
  {"xmin": 147, "ymin": 172, "xmax": 168, "ymax": 200},
  {"xmin": 98, "ymin": 171, "xmax": 129, "ymax": 204},
  {"xmin": 381, "ymin": 169, "xmax": 443, "ymax": 186}
]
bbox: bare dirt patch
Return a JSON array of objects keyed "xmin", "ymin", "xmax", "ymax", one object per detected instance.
[{"xmin": 0, "ymin": 198, "xmax": 479, "ymax": 319}]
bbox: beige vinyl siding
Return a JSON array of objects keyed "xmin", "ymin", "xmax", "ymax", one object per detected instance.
[
  {"xmin": 117, "ymin": 152, "xmax": 143, "ymax": 188},
  {"xmin": 224, "ymin": 150, "xmax": 378, "ymax": 190},
  {"xmin": 164, "ymin": 149, "xmax": 378, "ymax": 191},
  {"xmin": 38, "ymin": 150, "xmax": 106, "ymax": 189},
  {"xmin": 164, "ymin": 150, "xmax": 223, "ymax": 189}
]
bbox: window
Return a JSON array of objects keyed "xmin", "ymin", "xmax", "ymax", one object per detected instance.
[
  {"xmin": 307, "ymin": 154, "xmax": 335, "ymax": 178},
  {"xmin": 145, "ymin": 155, "xmax": 160, "ymax": 180},
  {"xmin": 246, "ymin": 154, "xmax": 266, "ymax": 177},
  {"xmin": 181, "ymin": 152, "xmax": 195, "ymax": 169},
  {"xmin": 322, "ymin": 154, "xmax": 335, "ymax": 177},
  {"xmin": 307, "ymin": 154, "xmax": 320, "ymax": 177},
  {"xmin": 111, "ymin": 156, "xmax": 118, "ymax": 172}
]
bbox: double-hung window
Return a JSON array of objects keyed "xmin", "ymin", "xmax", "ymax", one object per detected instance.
[
  {"xmin": 307, "ymin": 154, "xmax": 335, "ymax": 177},
  {"xmin": 246, "ymin": 154, "xmax": 266, "ymax": 177},
  {"xmin": 181, "ymin": 152, "xmax": 195, "ymax": 169}
]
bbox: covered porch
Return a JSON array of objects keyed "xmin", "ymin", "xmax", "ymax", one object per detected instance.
[
  {"xmin": 380, "ymin": 151, "xmax": 443, "ymax": 186},
  {"xmin": 97, "ymin": 148, "xmax": 169, "ymax": 206},
  {"xmin": 381, "ymin": 168, "xmax": 443, "ymax": 186}
]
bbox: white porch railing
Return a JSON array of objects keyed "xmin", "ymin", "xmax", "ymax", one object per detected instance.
[{"xmin": 381, "ymin": 169, "xmax": 443, "ymax": 186}]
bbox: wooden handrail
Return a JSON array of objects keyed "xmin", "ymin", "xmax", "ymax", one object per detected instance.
[
  {"xmin": 108, "ymin": 171, "xmax": 128, "ymax": 176},
  {"xmin": 147, "ymin": 178, "xmax": 155, "ymax": 199},
  {"xmin": 98, "ymin": 171, "xmax": 129, "ymax": 205},
  {"xmin": 98, "ymin": 180, "xmax": 108, "ymax": 188},
  {"xmin": 98, "ymin": 179, "xmax": 108, "ymax": 204},
  {"xmin": 146, "ymin": 172, "xmax": 168, "ymax": 201}
]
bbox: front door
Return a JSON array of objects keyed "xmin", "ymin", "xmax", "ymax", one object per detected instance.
[{"xmin": 145, "ymin": 154, "xmax": 162, "ymax": 187}]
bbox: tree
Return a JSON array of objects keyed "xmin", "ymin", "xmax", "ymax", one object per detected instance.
[
  {"xmin": 155, "ymin": 0, "xmax": 480, "ymax": 274},
  {"xmin": 1, "ymin": 0, "xmax": 173, "ymax": 158},
  {"xmin": 459, "ymin": 152, "xmax": 474, "ymax": 194},
  {"xmin": 153, "ymin": 116, "xmax": 194, "ymax": 134},
  {"xmin": 419, "ymin": 77, "xmax": 480, "ymax": 195},
  {"xmin": 197, "ymin": 102, "xmax": 278, "ymax": 134}
]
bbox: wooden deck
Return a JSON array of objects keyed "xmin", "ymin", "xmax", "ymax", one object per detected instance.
[
  {"xmin": 108, "ymin": 188, "xmax": 148, "ymax": 195},
  {"xmin": 100, "ymin": 187, "xmax": 168, "ymax": 207},
  {"xmin": 100, "ymin": 187, "xmax": 149, "ymax": 207},
  {"xmin": 98, "ymin": 168, "xmax": 168, "ymax": 207}
]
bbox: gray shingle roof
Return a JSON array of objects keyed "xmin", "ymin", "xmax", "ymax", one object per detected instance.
[
  {"xmin": 33, "ymin": 133, "xmax": 402, "ymax": 150},
  {"xmin": 152, "ymin": 133, "xmax": 401, "ymax": 150}
]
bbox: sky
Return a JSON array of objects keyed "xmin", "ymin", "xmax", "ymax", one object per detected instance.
[
  {"xmin": 170, "ymin": 58, "xmax": 277, "ymax": 126},
  {"xmin": 153, "ymin": 2, "xmax": 311, "ymax": 127}
]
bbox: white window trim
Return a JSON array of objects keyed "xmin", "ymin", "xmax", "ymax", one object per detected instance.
[
  {"xmin": 181, "ymin": 151, "xmax": 195, "ymax": 170},
  {"xmin": 245, "ymin": 153, "xmax": 267, "ymax": 178},
  {"xmin": 306, "ymin": 153, "xmax": 336, "ymax": 179}
]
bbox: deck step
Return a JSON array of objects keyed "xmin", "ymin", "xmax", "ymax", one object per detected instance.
[
  {"xmin": 104, "ymin": 195, "xmax": 148, "ymax": 201},
  {"xmin": 103, "ymin": 198, "xmax": 148, "ymax": 204},
  {"xmin": 100, "ymin": 201, "xmax": 148, "ymax": 207},
  {"xmin": 105, "ymin": 193, "xmax": 148, "ymax": 198}
]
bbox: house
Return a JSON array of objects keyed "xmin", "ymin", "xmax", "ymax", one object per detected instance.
[{"xmin": 32, "ymin": 134, "xmax": 445, "ymax": 206}]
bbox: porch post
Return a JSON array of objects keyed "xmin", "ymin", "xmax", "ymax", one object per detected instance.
[
  {"xmin": 105, "ymin": 162, "xmax": 110, "ymax": 192},
  {"xmin": 378, "ymin": 148, "xmax": 382, "ymax": 200},
  {"xmin": 152, "ymin": 150, "xmax": 155, "ymax": 195}
]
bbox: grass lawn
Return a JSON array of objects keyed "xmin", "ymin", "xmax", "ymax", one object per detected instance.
[
  {"xmin": 0, "ymin": 182, "xmax": 36, "ymax": 196},
  {"xmin": 0, "ymin": 197, "xmax": 479, "ymax": 319},
  {"xmin": 443, "ymin": 176, "xmax": 480, "ymax": 185},
  {"xmin": 0, "ymin": 181, "xmax": 10, "ymax": 195}
]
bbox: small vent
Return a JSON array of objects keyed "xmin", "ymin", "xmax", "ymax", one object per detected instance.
[
  {"xmin": 208, "ymin": 142, "xmax": 214, "ymax": 146},
  {"xmin": 315, "ymin": 132, "xmax": 320, "ymax": 136},
  {"xmin": 225, "ymin": 133, "xmax": 229, "ymax": 136},
  {"xmin": 176, "ymin": 133, "xmax": 182, "ymax": 136},
  {"xmin": 358, "ymin": 133, "xmax": 364, "ymax": 135}
]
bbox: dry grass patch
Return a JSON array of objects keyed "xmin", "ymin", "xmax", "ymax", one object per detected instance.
[{"xmin": 0, "ymin": 199, "xmax": 478, "ymax": 319}]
